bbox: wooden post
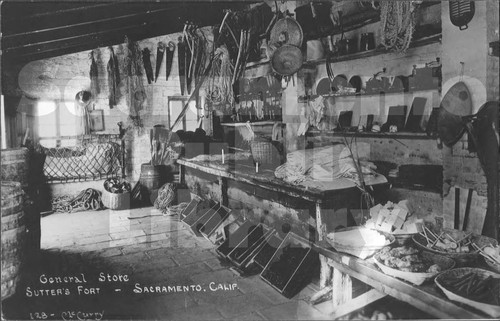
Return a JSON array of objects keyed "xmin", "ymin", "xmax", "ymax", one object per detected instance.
[
  {"xmin": 332, "ymin": 267, "xmax": 353, "ymax": 308},
  {"xmin": 316, "ymin": 202, "xmax": 332, "ymax": 288},
  {"xmin": 219, "ymin": 176, "xmax": 228, "ymax": 207}
]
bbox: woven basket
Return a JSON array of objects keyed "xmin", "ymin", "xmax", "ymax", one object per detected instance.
[
  {"xmin": 373, "ymin": 251, "xmax": 455, "ymax": 285},
  {"xmin": 412, "ymin": 228, "xmax": 498, "ymax": 266},
  {"xmin": 102, "ymin": 189, "xmax": 130, "ymax": 210},
  {"xmin": 435, "ymin": 267, "xmax": 500, "ymax": 317},
  {"xmin": 485, "ymin": 257, "xmax": 500, "ymax": 273},
  {"xmin": 250, "ymin": 138, "xmax": 284, "ymax": 167}
]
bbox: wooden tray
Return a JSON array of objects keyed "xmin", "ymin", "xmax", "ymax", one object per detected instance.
[
  {"xmin": 373, "ymin": 251, "xmax": 455, "ymax": 285},
  {"xmin": 435, "ymin": 268, "xmax": 500, "ymax": 317}
]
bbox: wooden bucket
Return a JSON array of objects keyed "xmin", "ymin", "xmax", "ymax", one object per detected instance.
[{"xmin": 1, "ymin": 181, "xmax": 26, "ymax": 300}]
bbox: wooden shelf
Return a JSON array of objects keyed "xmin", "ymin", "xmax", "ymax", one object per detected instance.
[
  {"xmin": 245, "ymin": 33, "xmax": 441, "ymax": 71},
  {"xmin": 306, "ymin": 130, "xmax": 435, "ymax": 140},
  {"xmin": 303, "ymin": 33, "xmax": 442, "ymax": 67},
  {"xmin": 298, "ymin": 88, "xmax": 441, "ymax": 102}
]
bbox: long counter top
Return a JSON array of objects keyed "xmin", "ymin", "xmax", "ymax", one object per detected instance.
[{"xmin": 177, "ymin": 157, "xmax": 388, "ymax": 204}]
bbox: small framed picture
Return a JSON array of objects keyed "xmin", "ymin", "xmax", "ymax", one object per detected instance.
[{"xmin": 89, "ymin": 109, "xmax": 105, "ymax": 131}]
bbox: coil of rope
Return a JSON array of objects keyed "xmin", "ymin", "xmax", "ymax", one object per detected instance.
[
  {"xmin": 380, "ymin": 1, "xmax": 418, "ymax": 53},
  {"xmin": 52, "ymin": 188, "xmax": 103, "ymax": 213}
]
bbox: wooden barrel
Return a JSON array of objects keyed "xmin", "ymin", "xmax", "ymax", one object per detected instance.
[
  {"xmin": 139, "ymin": 163, "xmax": 165, "ymax": 204},
  {"xmin": 1, "ymin": 147, "xmax": 40, "ymax": 253},
  {"xmin": 1, "ymin": 148, "xmax": 28, "ymax": 189},
  {"xmin": 1, "ymin": 181, "xmax": 26, "ymax": 300}
]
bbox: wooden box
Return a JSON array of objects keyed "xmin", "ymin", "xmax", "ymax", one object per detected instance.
[
  {"xmin": 179, "ymin": 194, "xmax": 202, "ymax": 220},
  {"xmin": 260, "ymin": 232, "xmax": 319, "ymax": 298},
  {"xmin": 253, "ymin": 233, "xmax": 282, "ymax": 269},
  {"xmin": 216, "ymin": 220, "xmax": 260, "ymax": 259}
]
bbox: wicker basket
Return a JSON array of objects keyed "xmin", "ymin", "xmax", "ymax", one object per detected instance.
[
  {"xmin": 485, "ymin": 257, "xmax": 500, "ymax": 273},
  {"xmin": 435, "ymin": 268, "xmax": 500, "ymax": 317},
  {"xmin": 373, "ymin": 251, "xmax": 455, "ymax": 285},
  {"xmin": 250, "ymin": 138, "xmax": 284, "ymax": 167},
  {"xmin": 412, "ymin": 228, "xmax": 498, "ymax": 266},
  {"xmin": 102, "ymin": 189, "xmax": 130, "ymax": 210}
]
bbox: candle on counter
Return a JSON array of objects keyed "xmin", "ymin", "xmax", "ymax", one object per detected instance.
[
  {"xmin": 256, "ymin": 162, "xmax": 259, "ymax": 173},
  {"xmin": 222, "ymin": 149, "xmax": 225, "ymax": 164}
]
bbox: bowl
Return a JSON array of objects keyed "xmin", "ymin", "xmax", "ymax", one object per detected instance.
[
  {"xmin": 435, "ymin": 267, "xmax": 500, "ymax": 317},
  {"xmin": 374, "ymin": 251, "xmax": 455, "ymax": 285},
  {"xmin": 412, "ymin": 228, "xmax": 498, "ymax": 266},
  {"xmin": 326, "ymin": 227, "xmax": 395, "ymax": 259}
]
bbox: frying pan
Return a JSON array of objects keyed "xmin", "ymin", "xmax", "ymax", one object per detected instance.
[
  {"xmin": 271, "ymin": 44, "xmax": 303, "ymax": 76},
  {"xmin": 270, "ymin": 17, "xmax": 303, "ymax": 47}
]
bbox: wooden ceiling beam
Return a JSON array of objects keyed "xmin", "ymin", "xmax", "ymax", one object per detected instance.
[
  {"xmin": 4, "ymin": 20, "xmax": 184, "ymax": 63},
  {"xmin": 2, "ymin": 7, "xmax": 183, "ymax": 50},
  {"xmin": 1, "ymin": 2, "xmax": 179, "ymax": 36}
]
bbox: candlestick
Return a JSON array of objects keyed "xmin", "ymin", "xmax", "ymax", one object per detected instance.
[
  {"xmin": 256, "ymin": 162, "xmax": 259, "ymax": 173},
  {"xmin": 222, "ymin": 149, "xmax": 225, "ymax": 164}
]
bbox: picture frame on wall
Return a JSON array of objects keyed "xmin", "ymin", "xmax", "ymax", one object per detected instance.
[{"xmin": 89, "ymin": 109, "xmax": 105, "ymax": 131}]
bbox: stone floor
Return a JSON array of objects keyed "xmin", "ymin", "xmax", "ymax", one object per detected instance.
[{"xmin": 3, "ymin": 207, "xmax": 336, "ymax": 320}]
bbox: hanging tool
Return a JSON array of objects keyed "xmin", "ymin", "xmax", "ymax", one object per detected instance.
[
  {"xmin": 89, "ymin": 50, "xmax": 99, "ymax": 99},
  {"xmin": 165, "ymin": 41, "xmax": 175, "ymax": 80},
  {"xmin": 155, "ymin": 42, "xmax": 165, "ymax": 82},
  {"xmin": 142, "ymin": 48, "xmax": 154, "ymax": 84},
  {"xmin": 107, "ymin": 46, "xmax": 120, "ymax": 108},
  {"xmin": 177, "ymin": 36, "xmax": 186, "ymax": 95},
  {"xmin": 185, "ymin": 24, "xmax": 194, "ymax": 95}
]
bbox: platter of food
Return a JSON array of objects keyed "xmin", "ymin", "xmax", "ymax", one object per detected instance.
[
  {"xmin": 412, "ymin": 227, "xmax": 498, "ymax": 265},
  {"xmin": 373, "ymin": 245, "xmax": 455, "ymax": 285},
  {"xmin": 326, "ymin": 226, "xmax": 395, "ymax": 259},
  {"xmin": 435, "ymin": 268, "xmax": 500, "ymax": 317}
]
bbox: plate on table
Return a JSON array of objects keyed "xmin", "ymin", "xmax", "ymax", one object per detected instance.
[{"xmin": 435, "ymin": 267, "xmax": 500, "ymax": 317}]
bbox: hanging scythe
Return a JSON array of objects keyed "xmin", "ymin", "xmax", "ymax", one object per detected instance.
[{"xmin": 167, "ymin": 18, "xmax": 230, "ymax": 144}]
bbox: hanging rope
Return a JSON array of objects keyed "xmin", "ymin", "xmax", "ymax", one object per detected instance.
[
  {"xmin": 206, "ymin": 45, "xmax": 234, "ymax": 111},
  {"xmin": 380, "ymin": 1, "xmax": 417, "ymax": 53}
]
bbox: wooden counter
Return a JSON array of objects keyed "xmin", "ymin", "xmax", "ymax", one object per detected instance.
[
  {"xmin": 178, "ymin": 158, "xmax": 493, "ymax": 319},
  {"xmin": 178, "ymin": 157, "xmax": 388, "ymax": 288}
]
